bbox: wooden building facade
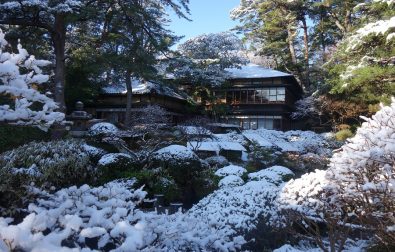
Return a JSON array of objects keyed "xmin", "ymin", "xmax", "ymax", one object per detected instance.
[
  {"xmin": 86, "ymin": 80, "xmax": 192, "ymax": 124},
  {"xmin": 209, "ymin": 64, "xmax": 303, "ymax": 131}
]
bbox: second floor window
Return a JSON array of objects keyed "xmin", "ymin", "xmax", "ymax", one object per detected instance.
[{"xmin": 224, "ymin": 87, "xmax": 286, "ymax": 104}]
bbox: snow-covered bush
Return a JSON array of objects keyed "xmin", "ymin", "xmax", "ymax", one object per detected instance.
[
  {"xmin": 248, "ymin": 166, "xmax": 294, "ymax": 185},
  {"xmin": 153, "ymin": 145, "xmax": 215, "ymax": 205},
  {"xmin": 280, "ymin": 152, "xmax": 329, "ymax": 174},
  {"xmin": 215, "ymin": 165, "xmax": 247, "ymax": 177},
  {"xmin": 0, "ymin": 179, "xmax": 147, "ymax": 251},
  {"xmin": 0, "ymin": 179, "xmax": 249, "ymax": 251},
  {"xmin": 0, "ymin": 124, "xmax": 49, "ymax": 153},
  {"xmin": 277, "ymin": 99, "xmax": 395, "ymax": 250},
  {"xmin": 247, "ymin": 141, "xmax": 280, "ymax": 170},
  {"xmin": 88, "ymin": 122, "xmax": 119, "ymax": 137},
  {"xmin": 98, "ymin": 153, "xmax": 136, "ymax": 182},
  {"xmin": 0, "ymin": 140, "xmax": 101, "ymax": 216},
  {"xmin": 274, "ymin": 239, "xmax": 371, "ymax": 252},
  {"xmin": 205, "ymin": 155, "xmax": 230, "ymax": 168},
  {"xmin": 0, "ymin": 29, "xmax": 64, "ymax": 129},
  {"xmin": 243, "ymin": 129, "xmax": 335, "ymax": 156},
  {"xmin": 154, "ymin": 145, "xmax": 198, "ymax": 166},
  {"xmin": 153, "ymin": 145, "xmax": 204, "ymax": 181},
  {"xmin": 218, "ymin": 175, "xmax": 244, "ymax": 188},
  {"xmin": 189, "ymin": 177, "xmax": 284, "ymax": 250},
  {"xmin": 327, "ymin": 99, "xmax": 395, "ymax": 246}
]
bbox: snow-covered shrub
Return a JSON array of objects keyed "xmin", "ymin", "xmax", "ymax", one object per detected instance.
[
  {"xmin": 218, "ymin": 175, "xmax": 244, "ymax": 188},
  {"xmin": 248, "ymin": 166, "xmax": 294, "ymax": 185},
  {"xmin": 153, "ymin": 144, "xmax": 204, "ymax": 182},
  {"xmin": 0, "ymin": 179, "xmax": 248, "ymax": 251},
  {"xmin": 88, "ymin": 122, "xmax": 118, "ymax": 137},
  {"xmin": 98, "ymin": 153, "xmax": 136, "ymax": 182},
  {"xmin": 243, "ymin": 129, "xmax": 335, "ymax": 156},
  {"xmin": 0, "ymin": 140, "xmax": 101, "ymax": 216},
  {"xmin": 247, "ymin": 141, "xmax": 280, "ymax": 171},
  {"xmin": 205, "ymin": 155, "xmax": 230, "ymax": 168},
  {"xmin": 153, "ymin": 145, "xmax": 198, "ymax": 165},
  {"xmin": 280, "ymin": 152, "xmax": 329, "ymax": 174},
  {"xmin": 277, "ymin": 99, "xmax": 395, "ymax": 250},
  {"xmin": 189, "ymin": 177, "xmax": 284, "ymax": 250},
  {"xmin": 0, "ymin": 30, "xmax": 64, "ymax": 129},
  {"xmin": 215, "ymin": 165, "xmax": 247, "ymax": 177},
  {"xmin": 0, "ymin": 179, "xmax": 147, "ymax": 251},
  {"xmin": 125, "ymin": 167, "xmax": 181, "ymax": 204},
  {"xmin": 153, "ymin": 145, "xmax": 215, "ymax": 205},
  {"xmin": 327, "ymin": 99, "xmax": 395, "ymax": 246},
  {"xmin": 274, "ymin": 239, "xmax": 371, "ymax": 252},
  {"xmin": 276, "ymin": 169, "xmax": 348, "ymax": 251},
  {"xmin": 0, "ymin": 125, "xmax": 49, "ymax": 153}
]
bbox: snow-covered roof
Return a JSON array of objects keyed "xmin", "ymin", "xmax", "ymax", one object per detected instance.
[
  {"xmin": 102, "ymin": 79, "xmax": 187, "ymax": 101},
  {"xmin": 225, "ymin": 63, "xmax": 292, "ymax": 79}
]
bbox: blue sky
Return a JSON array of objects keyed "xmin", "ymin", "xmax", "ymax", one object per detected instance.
[{"xmin": 167, "ymin": 0, "xmax": 241, "ymax": 46}]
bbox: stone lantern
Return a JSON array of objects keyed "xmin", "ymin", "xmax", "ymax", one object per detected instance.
[{"xmin": 66, "ymin": 101, "xmax": 92, "ymax": 137}]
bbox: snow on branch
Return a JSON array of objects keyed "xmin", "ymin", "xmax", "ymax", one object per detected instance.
[
  {"xmin": 277, "ymin": 98, "xmax": 395, "ymax": 247},
  {"xmin": 0, "ymin": 29, "xmax": 64, "ymax": 129}
]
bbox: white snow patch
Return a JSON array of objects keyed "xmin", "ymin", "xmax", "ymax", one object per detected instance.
[{"xmin": 225, "ymin": 63, "xmax": 291, "ymax": 79}]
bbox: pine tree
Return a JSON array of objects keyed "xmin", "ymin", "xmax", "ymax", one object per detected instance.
[
  {"xmin": 0, "ymin": 1, "xmax": 98, "ymax": 111},
  {"xmin": 324, "ymin": 0, "xmax": 395, "ymax": 118},
  {"xmin": 96, "ymin": 0, "xmax": 189, "ymax": 125},
  {"xmin": 232, "ymin": 0, "xmax": 313, "ymax": 89},
  {"xmin": 172, "ymin": 32, "xmax": 247, "ymax": 86}
]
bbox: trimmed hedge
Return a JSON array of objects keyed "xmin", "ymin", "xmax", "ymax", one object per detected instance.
[{"xmin": 0, "ymin": 125, "xmax": 49, "ymax": 153}]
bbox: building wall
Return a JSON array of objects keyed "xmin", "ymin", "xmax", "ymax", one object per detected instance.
[{"xmin": 87, "ymin": 93, "xmax": 190, "ymax": 124}]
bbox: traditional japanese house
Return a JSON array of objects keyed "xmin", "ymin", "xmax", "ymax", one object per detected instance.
[
  {"xmin": 210, "ymin": 64, "xmax": 303, "ymax": 131},
  {"xmin": 87, "ymin": 79, "xmax": 193, "ymax": 124}
]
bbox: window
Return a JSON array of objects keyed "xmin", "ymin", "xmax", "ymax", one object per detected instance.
[
  {"xmin": 255, "ymin": 90, "xmax": 263, "ymax": 103},
  {"xmin": 242, "ymin": 118, "xmax": 250, "ymax": 129},
  {"xmin": 277, "ymin": 88, "xmax": 285, "ymax": 101},
  {"xmin": 241, "ymin": 90, "xmax": 248, "ymax": 104},
  {"xmin": 224, "ymin": 116, "xmax": 283, "ymax": 130},
  {"xmin": 224, "ymin": 87, "xmax": 286, "ymax": 104},
  {"xmin": 248, "ymin": 90, "xmax": 255, "ymax": 103},
  {"xmin": 269, "ymin": 89, "xmax": 277, "ymax": 102},
  {"xmin": 250, "ymin": 120, "xmax": 258, "ymax": 130}
]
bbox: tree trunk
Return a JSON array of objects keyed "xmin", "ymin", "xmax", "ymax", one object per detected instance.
[
  {"xmin": 125, "ymin": 71, "xmax": 133, "ymax": 126},
  {"xmin": 51, "ymin": 14, "xmax": 66, "ymax": 112},
  {"xmin": 320, "ymin": 11, "xmax": 327, "ymax": 63},
  {"xmin": 301, "ymin": 17, "xmax": 310, "ymax": 89},
  {"xmin": 344, "ymin": 9, "xmax": 352, "ymax": 33},
  {"xmin": 287, "ymin": 27, "xmax": 297, "ymax": 65}
]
